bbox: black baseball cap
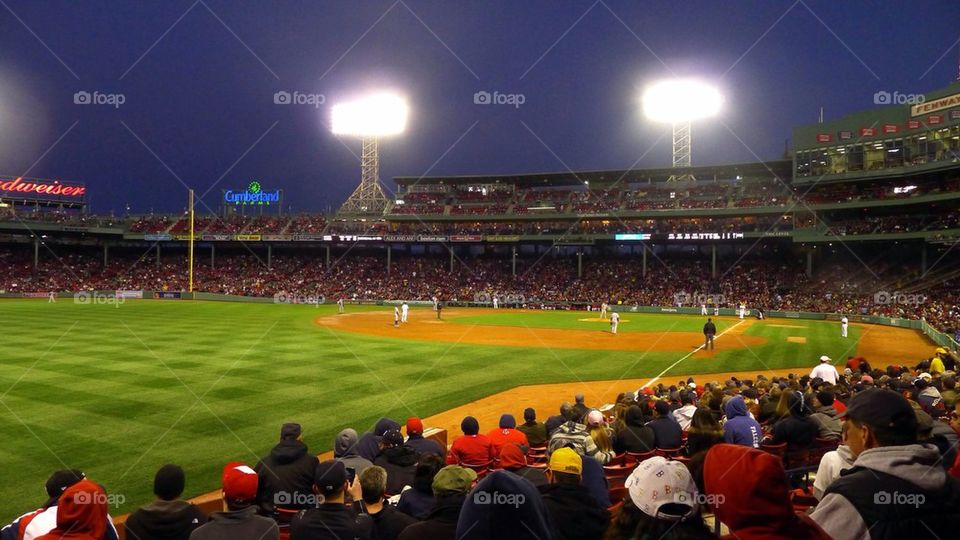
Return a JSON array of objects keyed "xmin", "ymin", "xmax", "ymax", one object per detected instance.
[
  {"xmin": 840, "ymin": 388, "xmax": 917, "ymax": 433},
  {"xmin": 314, "ymin": 460, "xmax": 347, "ymax": 496},
  {"xmin": 45, "ymin": 469, "xmax": 85, "ymax": 506}
]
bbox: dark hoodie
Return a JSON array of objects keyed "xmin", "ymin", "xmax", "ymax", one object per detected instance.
[
  {"xmin": 722, "ymin": 396, "xmax": 762, "ymax": 448},
  {"xmin": 254, "ymin": 439, "xmax": 319, "ymax": 514},
  {"xmin": 398, "ymin": 494, "xmax": 465, "ymax": 540},
  {"xmin": 613, "ymin": 406, "xmax": 654, "ymax": 454},
  {"xmin": 334, "ymin": 428, "xmax": 374, "ymax": 476},
  {"xmin": 373, "ymin": 445, "xmax": 420, "ymax": 495},
  {"xmin": 189, "ymin": 507, "xmax": 278, "ymax": 540},
  {"xmin": 703, "ymin": 444, "xmax": 830, "ymax": 540},
  {"xmin": 358, "ymin": 418, "xmax": 400, "ymax": 462},
  {"xmin": 124, "ymin": 500, "xmax": 206, "ymax": 540},
  {"xmin": 457, "ymin": 471, "xmax": 554, "ymax": 540},
  {"xmin": 770, "ymin": 393, "xmax": 818, "ymax": 450},
  {"xmin": 538, "ymin": 480, "xmax": 609, "ymax": 540}
]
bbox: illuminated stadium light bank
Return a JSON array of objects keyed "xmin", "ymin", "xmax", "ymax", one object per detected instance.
[
  {"xmin": 331, "ymin": 92, "xmax": 409, "ymax": 215},
  {"xmin": 224, "ymin": 181, "xmax": 281, "ymax": 206},
  {"xmin": 642, "ymin": 78, "xmax": 723, "ymax": 181}
]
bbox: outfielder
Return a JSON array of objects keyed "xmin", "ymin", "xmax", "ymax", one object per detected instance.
[
  {"xmin": 600, "ymin": 302, "xmax": 608, "ymax": 319},
  {"xmin": 401, "ymin": 301, "xmax": 409, "ymax": 323},
  {"xmin": 738, "ymin": 302, "xmax": 746, "ymax": 319},
  {"xmin": 48, "ymin": 291, "xmax": 56, "ymax": 303},
  {"xmin": 610, "ymin": 311, "xmax": 620, "ymax": 334},
  {"xmin": 432, "ymin": 296, "xmax": 438, "ymax": 311},
  {"xmin": 493, "ymin": 296, "xmax": 499, "ymax": 309},
  {"xmin": 394, "ymin": 306, "xmax": 400, "ymax": 327},
  {"xmin": 337, "ymin": 298, "xmax": 344, "ymax": 314},
  {"xmin": 841, "ymin": 315, "xmax": 849, "ymax": 338},
  {"xmin": 700, "ymin": 303, "xmax": 707, "ymax": 316}
]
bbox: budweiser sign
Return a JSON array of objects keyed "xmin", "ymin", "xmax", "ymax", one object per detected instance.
[{"xmin": 0, "ymin": 177, "xmax": 86, "ymax": 198}]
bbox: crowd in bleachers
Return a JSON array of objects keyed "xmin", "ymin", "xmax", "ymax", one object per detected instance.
[{"xmin": 4, "ymin": 351, "xmax": 959, "ymax": 540}]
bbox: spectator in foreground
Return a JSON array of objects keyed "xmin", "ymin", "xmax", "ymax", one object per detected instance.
[
  {"xmin": 606, "ymin": 457, "xmax": 715, "ymax": 540},
  {"xmin": 355, "ymin": 466, "xmax": 415, "ymax": 540},
  {"xmin": 125, "ymin": 464, "xmax": 207, "ymax": 540},
  {"xmin": 723, "ymin": 396, "xmax": 762, "ymax": 448},
  {"xmin": 334, "ymin": 428, "xmax": 373, "ymax": 477},
  {"xmin": 398, "ymin": 466, "xmax": 476, "ymax": 540},
  {"xmin": 585, "ymin": 411, "xmax": 615, "ymax": 464},
  {"xmin": 447, "ymin": 417, "xmax": 494, "ymax": 465},
  {"xmin": 290, "ymin": 461, "xmax": 370, "ymax": 540},
  {"xmin": 35, "ymin": 479, "xmax": 110, "ymax": 540},
  {"xmin": 498, "ymin": 443, "xmax": 548, "ymax": 487},
  {"xmin": 809, "ymin": 391, "xmax": 842, "ymax": 440},
  {"xmin": 684, "ymin": 408, "xmax": 724, "ymax": 457},
  {"xmin": 396, "ymin": 454, "xmax": 444, "ymax": 520},
  {"xmin": 811, "ymin": 389, "xmax": 960, "ymax": 538},
  {"xmin": 549, "ymin": 404, "xmax": 607, "ymax": 463},
  {"xmin": 538, "ymin": 448, "xmax": 609, "ymax": 540},
  {"xmin": 190, "ymin": 463, "xmax": 278, "ymax": 540},
  {"xmin": 769, "ymin": 391, "xmax": 818, "ymax": 450},
  {"xmin": 403, "ymin": 417, "xmax": 444, "ymax": 457},
  {"xmin": 357, "ymin": 418, "xmax": 400, "ymax": 462},
  {"xmin": 613, "ymin": 405, "xmax": 654, "ymax": 454},
  {"xmin": 672, "ymin": 391, "xmax": 698, "ymax": 431},
  {"xmin": 456, "ymin": 470, "xmax": 553, "ymax": 540},
  {"xmin": 486, "ymin": 414, "xmax": 529, "ymax": 456},
  {"xmin": 255, "ymin": 423, "xmax": 319, "ymax": 514},
  {"xmin": 647, "ymin": 400, "xmax": 682, "ymax": 450},
  {"xmin": 517, "ymin": 408, "xmax": 547, "ymax": 447},
  {"xmin": 373, "ymin": 430, "xmax": 419, "ymax": 495},
  {"xmin": 812, "ymin": 422, "xmax": 855, "ymax": 500},
  {"xmin": 699, "ymin": 445, "xmax": 830, "ymax": 540}
]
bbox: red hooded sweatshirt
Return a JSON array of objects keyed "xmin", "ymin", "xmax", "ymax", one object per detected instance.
[
  {"xmin": 703, "ymin": 444, "xmax": 831, "ymax": 540},
  {"xmin": 35, "ymin": 480, "xmax": 108, "ymax": 540}
]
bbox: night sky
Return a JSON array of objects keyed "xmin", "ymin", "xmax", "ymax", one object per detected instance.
[{"xmin": 1, "ymin": 0, "xmax": 958, "ymax": 214}]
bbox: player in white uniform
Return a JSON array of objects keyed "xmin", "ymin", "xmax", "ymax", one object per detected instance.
[
  {"xmin": 493, "ymin": 296, "xmax": 499, "ymax": 309},
  {"xmin": 700, "ymin": 303, "xmax": 707, "ymax": 316},
  {"xmin": 394, "ymin": 306, "xmax": 400, "ymax": 327},
  {"xmin": 713, "ymin": 305, "xmax": 719, "ymax": 316},
  {"xmin": 48, "ymin": 291, "xmax": 56, "ymax": 303},
  {"xmin": 738, "ymin": 302, "xmax": 746, "ymax": 319},
  {"xmin": 600, "ymin": 302, "xmax": 608, "ymax": 319},
  {"xmin": 401, "ymin": 302, "xmax": 409, "ymax": 323},
  {"xmin": 840, "ymin": 315, "xmax": 849, "ymax": 338},
  {"xmin": 610, "ymin": 311, "xmax": 620, "ymax": 334},
  {"xmin": 432, "ymin": 296, "xmax": 438, "ymax": 311},
  {"xmin": 337, "ymin": 298, "xmax": 344, "ymax": 313}
]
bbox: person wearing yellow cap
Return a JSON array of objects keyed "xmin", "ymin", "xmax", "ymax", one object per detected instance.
[
  {"xmin": 538, "ymin": 448, "xmax": 609, "ymax": 538},
  {"xmin": 930, "ymin": 348, "xmax": 947, "ymax": 375}
]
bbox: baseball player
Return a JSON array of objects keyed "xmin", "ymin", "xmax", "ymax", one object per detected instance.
[
  {"xmin": 432, "ymin": 296, "xmax": 438, "ymax": 311},
  {"xmin": 493, "ymin": 296, "xmax": 499, "ymax": 309},
  {"xmin": 600, "ymin": 302, "xmax": 608, "ymax": 319},
  {"xmin": 713, "ymin": 304, "xmax": 719, "ymax": 316},
  {"xmin": 337, "ymin": 298, "xmax": 344, "ymax": 314},
  {"xmin": 394, "ymin": 306, "xmax": 400, "ymax": 327},
  {"xmin": 48, "ymin": 291, "xmax": 56, "ymax": 303},
  {"xmin": 401, "ymin": 301, "xmax": 409, "ymax": 323},
  {"xmin": 610, "ymin": 311, "xmax": 620, "ymax": 334},
  {"xmin": 700, "ymin": 303, "xmax": 707, "ymax": 316},
  {"xmin": 738, "ymin": 302, "xmax": 746, "ymax": 319},
  {"xmin": 841, "ymin": 315, "xmax": 849, "ymax": 338}
]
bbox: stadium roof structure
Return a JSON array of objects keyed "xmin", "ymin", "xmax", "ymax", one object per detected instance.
[{"xmin": 394, "ymin": 159, "xmax": 792, "ymax": 190}]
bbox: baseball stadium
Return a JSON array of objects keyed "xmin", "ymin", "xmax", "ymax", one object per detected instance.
[{"xmin": 2, "ymin": 4, "xmax": 960, "ymax": 540}]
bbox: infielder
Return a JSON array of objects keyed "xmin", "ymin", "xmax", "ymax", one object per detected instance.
[
  {"xmin": 401, "ymin": 301, "xmax": 409, "ymax": 323},
  {"xmin": 394, "ymin": 306, "xmax": 400, "ymax": 327},
  {"xmin": 610, "ymin": 311, "xmax": 620, "ymax": 334},
  {"xmin": 493, "ymin": 296, "xmax": 499, "ymax": 309},
  {"xmin": 600, "ymin": 302, "xmax": 608, "ymax": 319},
  {"xmin": 337, "ymin": 298, "xmax": 344, "ymax": 314},
  {"xmin": 841, "ymin": 315, "xmax": 849, "ymax": 338}
]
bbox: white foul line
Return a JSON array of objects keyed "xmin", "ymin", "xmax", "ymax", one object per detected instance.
[{"xmin": 641, "ymin": 318, "xmax": 748, "ymax": 389}]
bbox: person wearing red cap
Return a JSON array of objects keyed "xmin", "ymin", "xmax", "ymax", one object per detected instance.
[
  {"xmin": 190, "ymin": 463, "xmax": 278, "ymax": 540},
  {"xmin": 485, "ymin": 414, "xmax": 529, "ymax": 457},
  {"xmin": 403, "ymin": 417, "xmax": 443, "ymax": 457},
  {"xmin": 697, "ymin": 444, "xmax": 831, "ymax": 540}
]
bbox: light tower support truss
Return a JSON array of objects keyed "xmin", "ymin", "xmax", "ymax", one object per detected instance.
[{"xmin": 338, "ymin": 136, "xmax": 388, "ymax": 215}]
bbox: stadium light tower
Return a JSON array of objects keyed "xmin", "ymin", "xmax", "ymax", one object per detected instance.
[
  {"xmin": 642, "ymin": 79, "xmax": 723, "ymax": 181},
  {"xmin": 331, "ymin": 93, "xmax": 409, "ymax": 215}
]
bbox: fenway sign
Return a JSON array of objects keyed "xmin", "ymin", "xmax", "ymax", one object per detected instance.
[
  {"xmin": 1, "ymin": 177, "xmax": 86, "ymax": 198},
  {"xmin": 911, "ymin": 91, "xmax": 960, "ymax": 116}
]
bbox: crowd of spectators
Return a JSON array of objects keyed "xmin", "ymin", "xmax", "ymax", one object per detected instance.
[{"xmin": 4, "ymin": 350, "xmax": 959, "ymax": 540}]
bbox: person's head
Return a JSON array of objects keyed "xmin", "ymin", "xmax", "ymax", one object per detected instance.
[
  {"xmin": 44, "ymin": 469, "xmax": 85, "ymax": 508},
  {"xmin": 432, "ymin": 465, "xmax": 477, "ymax": 498},
  {"xmin": 560, "ymin": 402, "xmax": 578, "ymax": 422},
  {"xmin": 815, "ymin": 391, "xmax": 834, "ymax": 408},
  {"xmin": 359, "ymin": 466, "xmax": 387, "ymax": 505},
  {"xmin": 944, "ymin": 376, "xmax": 956, "ymax": 391},
  {"xmin": 523, "ymin": 407, "xmax": 536, "ymax": 423},
  {"xmin": 499, "ymin": 414, "xmax": 516, "ymax": 429},
  {"xmin": 53, "ymin": 479, "xmax": 109, "ymax": 540},
  {"xmin": 819, "ymin": 355, "xmax": 831, "ymax": 365},
  {"xmin": 575, "ymin": 393, "xmax": 585, "ymax": 405},
  {"xmin": 314, "ymin": 460, "xmax": 348, "ymax": 502},
  {"xmin": 280, "ymin": 422, "xmax": 302, "ymax": 441},
  {"xmin": 626, "ymin": 457, "xmax": 701, "ymax": 523},
  {"xmin": 380, "ymin": 429, "xmax": 404, "ymax": 451},
  {"xmin": 221, "ymin": 462, "xmax": 258, "ymax": 510},
  {"xmin": 841, "ymin": 389, "xmax": 918, "ymax": 458},
  {"xmin": 654, "ymin": 399, "xmax": 671, "ymax": 418},
  {"xmin": 689, "ymin": 408, "xmax": 723, "ymax": 436},
  {"xmin": 707, "ymin": 318, "xmax": 712, "ymax": 322},
  {"xmin": 679, "ymin": 391, "xmax": 694, "ymax": 406},
  {"xmin": 334, "ymin": 428, "xmax": 360, "ymax": 458},
  {"xmin": 546, "ymin": 447, "xmax": 582, "ymax": 485},
  {"xmin": 585, "ymin": 410, "xmax": 604, "ymax": 427},
  {"xmin": 461, "ymin": 416, "xmax": 480, "ymax": 435},
  {"xmin": 412, "ymin": 454, "xmax": 445, "ymax": 494},
  {"xmin": 153, "ymin": 464, "xmax": 185, "ymax": 501},
  {"xmin": 405, "ymin": 417, "xmax": 424, "ymax": 437}
]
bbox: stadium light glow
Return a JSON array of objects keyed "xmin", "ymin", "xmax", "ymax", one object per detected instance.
[
  {"xmin": 331, "ymin": 93, "xmax": 409, "ymax": 136},
  {"xmin": 641, "ymin": 79, "xmax": 723, "ymax": 123}
]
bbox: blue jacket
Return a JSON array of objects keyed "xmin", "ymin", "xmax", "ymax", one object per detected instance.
[{"xmin": 723, "ymin": 397, "xmax": 762, "ymax": 448}]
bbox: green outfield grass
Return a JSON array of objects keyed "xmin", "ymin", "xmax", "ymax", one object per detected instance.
[{"xmin": 0, "ymin": 300, "xmax": 860, "ymax": 520}]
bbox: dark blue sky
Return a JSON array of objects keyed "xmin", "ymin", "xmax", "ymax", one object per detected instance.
[{"xmin": 1, "ymin": 0, "xmax": 958, "ymax": 213}]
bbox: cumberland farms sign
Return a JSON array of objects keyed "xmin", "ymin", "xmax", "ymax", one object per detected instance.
[
  {"xmin": 224, "ymin": 181, "xmax": 280, "ymax": 206},
  {"xmin": 0, "ymin": 177, "xmax": 86, "ymax": 198}
]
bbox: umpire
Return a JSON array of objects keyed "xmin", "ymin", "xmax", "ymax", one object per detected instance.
[{"xmin": 703, "ymin": 318, "xmax": 717, "ymax": 350}]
